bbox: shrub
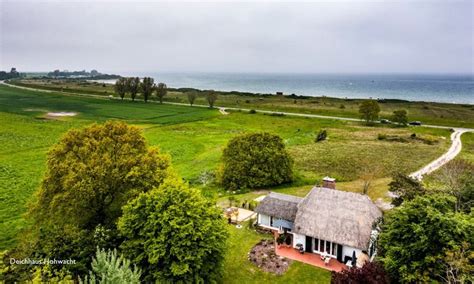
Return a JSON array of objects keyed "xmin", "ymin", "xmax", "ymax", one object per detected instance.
[
  {"xmin": 249, "ymin": 109, "xmax": 257, "ymax": 114},
  {"xmin": 378, "ymin": 133, "xmax": 387, "ymax": 140},
  {"xmin": 315, "ymin": 130, "xmax": 328, "ymax": 142},
  {"xmin": 339, "ymin": 104, "xmax": 345, "ymax": 109},
  {"xmin": 276, "ymin": 234, "xmax": 286, "ymax": 245},
  {"xmin": 221, "ymin": 133, "xmax": 293, "ymax": 190},
  {"xmin": 331, "ymin": 262, "xmax": 389, "ymax": 284},
  {"xmin": 81, "ymin": 248, "xmax": 141, "ymax": 284}
]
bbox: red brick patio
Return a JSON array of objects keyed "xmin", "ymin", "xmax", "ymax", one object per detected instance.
[{"xmin": 275, "ymin": 245, "xmax": 347, "ymax": 272}]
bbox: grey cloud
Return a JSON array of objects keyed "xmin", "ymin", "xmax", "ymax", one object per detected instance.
[{"xmin": 0, "ymin": 0, "xmax": 472, "ymax": 74}]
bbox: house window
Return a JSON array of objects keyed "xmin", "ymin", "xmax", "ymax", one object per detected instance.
[{"xmin": 314, "ymin": 238, "xmax": 338, "ymax": 257}]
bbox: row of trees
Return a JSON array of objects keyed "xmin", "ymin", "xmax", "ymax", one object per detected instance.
[
  {"xmin": 1, "ymin": 122, "xmax": 228, "ymax": 282},
  {"xmin": 114, "ymin": 78, "xmax": 219, "ymax": 107},
  {"xmin": 358, "ymin": 99, "xmax": 408, "ymax": 126},
  {"xmin": 114, "ymin": 77, "xmax": 167, "ymax": 103}
]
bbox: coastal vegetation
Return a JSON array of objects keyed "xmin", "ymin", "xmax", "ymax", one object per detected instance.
[{"xmin": 9, "ymin": 78, "xmax": 474, "ymax": 128}]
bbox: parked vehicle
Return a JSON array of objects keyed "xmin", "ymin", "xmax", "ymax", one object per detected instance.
[
  {"xmin": 380, "ymin": 119, "xmax": 391, "ymax": 124},
  {"xmin": 409, "ymin": 121, "xmax": 422, "ymax": 126}
]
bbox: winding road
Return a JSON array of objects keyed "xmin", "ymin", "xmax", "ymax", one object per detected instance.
[{"xmin": 2, "ymin": 80, "xmax": 473, "ymax": 180}]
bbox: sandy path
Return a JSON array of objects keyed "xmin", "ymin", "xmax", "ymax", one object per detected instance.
[{"xmin": 409, "ymin": 128, "xmax": 471, "ymax": 180}]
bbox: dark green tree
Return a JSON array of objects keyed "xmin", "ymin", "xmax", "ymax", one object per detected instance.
[
  {"xmin": 206, "ymin": 91, "xmax": 218, "ymax": 108},
  {"xmin": 140, "ymin": 77, "xmax": 154, "ymax": 103},
  {"xmin": 114, "ymin": 77, "xmax": 128, "ymax": 100},
  {"xmin": 388, "ymin": 173, "xmax": 425, "ymax": 206},
  {"xmin": 187, "ymin": 91, "xmax": 197, "ymax": 106},
  {"xmin": 25, "ymin": 121, "xmax": 170, "ymax": 276},
  {"xmin": 221, "ymin": 132, "xmax": 293, "ymax": 190},
  {"xmin": 155, "ymin": 82, "xmax": 167, "ymax": 104},
  {"xmin": 378, "ymin": 194, "xmax": 473, "ymax": 283},
  {"xmin": 392, "ymin": 109, "xmax": 408, "ymax": 126},
  {"xmin": 359, "ymin": 100, "xmax": 381, "ymax": 125},
  {"xmin": 118, "ymin": 177, "xmax": 228, "ymax": 283},
  {"xmin": 127, "ymin": 77, "xmax": 140, "ymax": 101}
]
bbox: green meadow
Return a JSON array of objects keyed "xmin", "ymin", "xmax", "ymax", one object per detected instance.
[
  {"xmin": 0, "ymin": 83, "xmax": 454, "ymax": 281},
  {"xmin": 11, "ymin": 79, "xmax": 474, "ymax": 128}
]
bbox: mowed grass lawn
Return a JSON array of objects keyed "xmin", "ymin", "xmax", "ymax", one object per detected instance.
[
  {"xmin": 223, "ymin": 223, "xmax": 330, "ymax": 283},
  {"xmin": 0, "ymin": 84, "xmax": 450, "ymax": 252}
]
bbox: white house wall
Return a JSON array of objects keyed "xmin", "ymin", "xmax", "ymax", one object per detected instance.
[
  {"xmin": 257, "ymin": 214, "xmax": 271, "ymax": 227},
  {"xmin": 293, "ymin": 233, "xmax": 306, "ymax": 249},
  {"xmin": 342, "ymin": 246, "xmax": 362, "ymax": 262}
]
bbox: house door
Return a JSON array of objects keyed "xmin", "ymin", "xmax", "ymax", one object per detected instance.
[
  {"xmin": 305, "ymin": 236, "xmax": 312, "ymax": 252},
  {"xmin": 336, "ymin": 244, "xmax": 343, "ymax": 262}
]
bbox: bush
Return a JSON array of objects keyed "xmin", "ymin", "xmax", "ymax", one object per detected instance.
[
  {"xmin": 276, "ymin": 234, "xmax": 286, "ymax": 245},
  {"xmin": 221, "ymin": 132, "xmax": 293, "ymax": 190},
  {"xmin": 315, "ymin": 130, "xmax": 327, "ymax": 142},
  {"xmin": 331, "ymin": 262, "xmax": 389, "ymax": 284},
  {"xmin": 249, "ymin": 109, "xmax": 257, "ymax": 114},
  {"xmin": 378, "ymin": 133, "xmax": 387, "ymax": 140},
  {"xmin": 81, "ymin": 248, "xmax": 141, "ymax": 284}
]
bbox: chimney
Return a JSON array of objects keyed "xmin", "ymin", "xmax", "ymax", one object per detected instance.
[{"xmin": 322, "ymin": 176, "xmax": 336, "ymax": 189}]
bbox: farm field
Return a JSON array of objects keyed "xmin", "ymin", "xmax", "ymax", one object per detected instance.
[
  {"xmin": 0, "ymin": 83, "xmax": 450, "ymax": 253},
  {"xmin": 10, "ymin": 79, "xmax": 474, "ymax": 128}
]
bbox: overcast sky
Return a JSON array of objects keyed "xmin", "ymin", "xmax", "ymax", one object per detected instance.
[{"xmin": 0, "ymin": 0, "xmax": 472, "ymax": 74}]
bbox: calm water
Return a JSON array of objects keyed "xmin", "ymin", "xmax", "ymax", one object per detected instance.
[{"xmin": 115, "ymin": 73, "xmax": 474, "ymax": 104}]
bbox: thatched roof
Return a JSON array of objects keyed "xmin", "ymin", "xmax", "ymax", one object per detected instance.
[
  {"xmin": 293, "ymin": 187, "xmax": 382, "ymax": 250},
  {"xmin": 255, "ymin": 192, "xmax": 303, "ymax": 222}
]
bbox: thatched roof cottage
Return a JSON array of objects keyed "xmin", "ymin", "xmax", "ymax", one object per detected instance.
[{"xmin": 255, "ymin": 186, "xmax": 382, "ymax": 265}]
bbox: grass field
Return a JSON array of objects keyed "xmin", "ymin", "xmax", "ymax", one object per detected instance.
[
  {"xmin": 0, "ymin": 84, "xmax": 451, "ymax": 250},
  {"xmin": 459, "ymin": 132, "xmax": 474, "ymax": 163},
  {"xmin": 10, "ymin": 79, "xmax": 474, "ymax": 128}
]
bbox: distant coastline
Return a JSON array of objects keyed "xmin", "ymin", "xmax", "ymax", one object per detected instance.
[{"xmin": 90, "ymin": 72, "xmax": 474, "ymax": 105}]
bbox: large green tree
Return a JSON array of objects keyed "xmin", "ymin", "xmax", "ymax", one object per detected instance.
[
  {"xmin": 187, "ymin": 91, "xmax": 197, "ymax": 106},
  {"xmin": 359, "ymin": 100, "xmax": 381, "ymax": 125},
  {"xmin": 155, "ymin": 82, "xmax": 167, "ymax": 104},
  {"xmin": 221, "ymin": 132, "xmax": 293, "ymax": 190},
  {"xmin": 26, "ymin": 121, "xmax": 170, "ymax": 276},
  {"xmin": 206, "ymin": 91, "xmax": 218, "ymax": 108},
  {"xmin": 127, "ymin": 77, "xmax": 140, "ymax": 101},
  {"xmin": 118, "ymin": 177, "xmax": 228, "ymax": 283},
  {"xmin": 388, "ymin": 173, "xmax": 425, "ymax": 206},
  {"xmin": 114, "ymin": 77, "xmax": 128, "ymax": 100},
  {"xmin": 378, "ymin": 194, "xmax": 473, "ymax": 283},
  {"xmin": 391, "ymin": 109, "xmax": 408, "ymax": 126},
  {"xmin": 141, "ymin": 77, "xmax": 155, "ymax": 103}
]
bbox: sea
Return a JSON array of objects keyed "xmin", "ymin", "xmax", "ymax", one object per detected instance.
[{"xmin": 102, "ymin": 73, "xmax": 474, "ymax": 104}]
